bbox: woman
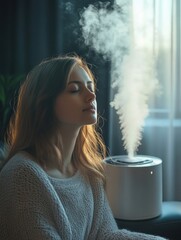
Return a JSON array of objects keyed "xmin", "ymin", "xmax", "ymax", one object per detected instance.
[{"xmin": 0, "ymin": 55, "xmax": 167, "ymax": 239}]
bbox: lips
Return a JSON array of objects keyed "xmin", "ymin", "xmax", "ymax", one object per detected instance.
[{"xmin": 83, "ymin": 105, "xmax": 96, "ymax": 112}]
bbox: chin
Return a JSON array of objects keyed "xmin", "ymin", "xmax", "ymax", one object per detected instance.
[{"xmin": 84, "ymin": 119, "xmax": 97, "ymax": 125}]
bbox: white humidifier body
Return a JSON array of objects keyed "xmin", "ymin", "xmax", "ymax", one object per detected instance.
[{"xmin": 104, "ymin": 155, "xmax": 162, "ymax": 220}]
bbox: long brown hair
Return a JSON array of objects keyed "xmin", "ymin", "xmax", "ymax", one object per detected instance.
[{"xmin": 5, "ymin": 54, "xmax": 106, "ymax": 182}]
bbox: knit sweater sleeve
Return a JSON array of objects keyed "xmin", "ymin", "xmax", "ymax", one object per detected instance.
[
  {"xmin": 90, "ymin": 178, "xmax": 168, "ymax": 240},
  {"xmin": 0, "ymin": 156, "xmax": 71, "ymax": 240}
]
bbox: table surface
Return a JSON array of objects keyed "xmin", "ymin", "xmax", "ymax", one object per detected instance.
[{"xmin": 116, "ymin": 201, "xmax": 181, "ymax": 240}]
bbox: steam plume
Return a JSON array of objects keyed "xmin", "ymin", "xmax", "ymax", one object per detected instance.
[{"xmin": 79, "ymin": 0, "xmax": 159, "ymax": 158}]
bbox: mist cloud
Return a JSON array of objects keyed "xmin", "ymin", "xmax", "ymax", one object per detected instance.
[{"xmin": 79, "ymin": 0, "xmax": 159, "ymax": 158}]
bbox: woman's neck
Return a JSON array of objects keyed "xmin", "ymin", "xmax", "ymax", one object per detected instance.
[
  {"xmin": 51, "ymin": 125, "xmax": 80, "ymax": 177},
  {"xmin": 61, "ymin": 125, "xmax": 80, "ymax": 161}
]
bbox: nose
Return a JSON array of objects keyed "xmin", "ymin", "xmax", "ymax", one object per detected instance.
[{"xmin": 86, "ymin": 89, "xmax": 96, "ymax": 102}]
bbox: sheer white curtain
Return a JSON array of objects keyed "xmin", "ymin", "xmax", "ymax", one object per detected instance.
[
  {"xmin": 108, "ymin": 0, "xmax": 180, "ymax": 201},
  {"xmin": 132, "ymin": 0, "xmax": 181, "ymax": 200}
]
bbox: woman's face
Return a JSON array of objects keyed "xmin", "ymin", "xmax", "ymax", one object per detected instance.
[{"xmin": 54, "ymin": 64, "xmax": 97, "ymax": 128}]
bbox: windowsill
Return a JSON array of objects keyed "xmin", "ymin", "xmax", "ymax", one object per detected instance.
[{"xmin": 145, "ymin": 119, "xmax": 181, "ymax": 127}]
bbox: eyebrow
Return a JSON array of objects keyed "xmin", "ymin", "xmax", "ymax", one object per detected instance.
[{"xmin": 68, "ymin": 80, "xmax": 93, "ymax": 85}]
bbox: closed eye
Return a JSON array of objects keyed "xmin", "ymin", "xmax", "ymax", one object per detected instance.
[
  {"xmin": 68, "ymin": 80, "xmax": 95, "ymax": 94},
  {"xmin": 70, "ymin": 88, "xmax": 80, "ymax": 93},
  {"xmin": 68, "ymin": 83, "xmax": 80, "ymax": 93},
  {"xmin": 87, "ymin": 82, "xmax": 95, "ymax": 93}
]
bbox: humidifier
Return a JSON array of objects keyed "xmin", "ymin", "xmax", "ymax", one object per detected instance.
[{"xmin": 104, "ymin": 155, "xmax": 162, "ymax": 220}]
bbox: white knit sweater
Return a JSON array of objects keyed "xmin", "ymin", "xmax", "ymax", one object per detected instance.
[{"xmin": 0, "ymin": 152, "xmax": 167, "ymax": 240}]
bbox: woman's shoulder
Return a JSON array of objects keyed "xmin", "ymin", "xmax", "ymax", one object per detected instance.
[
  {"xmin": 0, "ymin": 151, "xmax": 48, "ymax": 183},
  {"xmin": 88, "ymin": 173, "xmax": 105, "ymax": 197}
]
